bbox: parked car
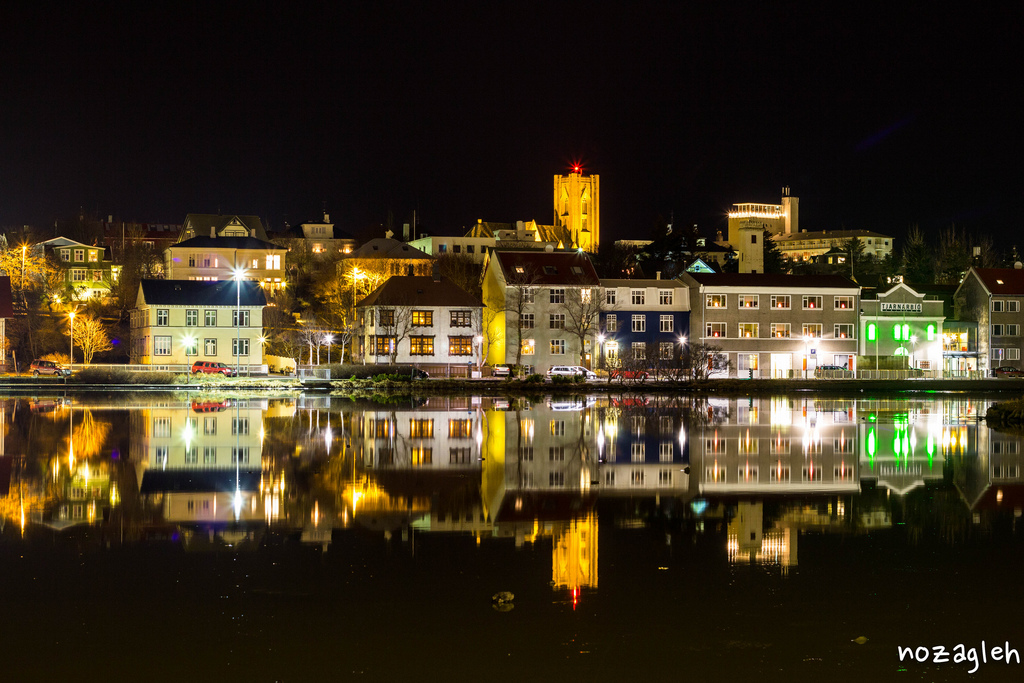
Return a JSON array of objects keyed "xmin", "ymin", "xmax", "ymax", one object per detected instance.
[
  {"xmin": 191, "ymin": 361, "xmax": 236, "ymax": 377},
  {"xmin": 610, "ymin": 368, "xmax": 649, "ymax": 380},
  {"xmin": 491, "ymin": 364, "xmax": 512, "ymax": 377},
  {"xmin": 993, "ymin": 366, "xmax": 1024, "ymax": 378},
  {"xmin": 29, "ymin": 359, "xmax": 71, "ymax": 377},
  {"xmin": 546, "ymin": 365, "xmax": 598, "ymax": 380}
]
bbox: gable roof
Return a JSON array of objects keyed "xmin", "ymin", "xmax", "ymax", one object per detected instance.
[
  {"xmin": 966, "ymin": 267, "xmax": 1024, "ymax": 296},
  {"xmin": 0, "ymin": 276, "xmax": 14, "ymax": 318},
  {"xmin": 181, "ymin": 214, "xmax": 269, "ymax": 241},
  {"xmin": 349, "ymin": 238, "xmax": 433, "ymax": 260},
  {"xmin": 356, "ymin": 276, "xmax": 482, "ymax": 308},
  {"xmin": 493, "ymin": 250, "xmax": 600, "ymax": 286},
  {"xmin": 38, "ymin": 237, "xmax": 97, "ymax": 249},
  {"xmin": 139, "ymin": 279, "xmax": 267, "ymax": 307},
  {"xmin": 685, "ymin": 273, "xmax": 859, "ymax": 289}
]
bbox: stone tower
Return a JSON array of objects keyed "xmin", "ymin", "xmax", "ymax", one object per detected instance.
[{"xmin": 553, "ymin": 170, "xmax": 600, "ymax": 253}]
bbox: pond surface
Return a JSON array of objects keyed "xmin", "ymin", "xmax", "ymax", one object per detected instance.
[{"xmin": 1, "ymin": 391, "xmax": 1022, "ymax": 681}]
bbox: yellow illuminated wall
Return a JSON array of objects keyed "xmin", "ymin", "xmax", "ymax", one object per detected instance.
[
  {"xmin": 552, "ymin": 512, "xmax": 599, "ymax": 590},
  {"xmin": 554, "ymin": 172, "xmax": 600, "ymax": 253}
]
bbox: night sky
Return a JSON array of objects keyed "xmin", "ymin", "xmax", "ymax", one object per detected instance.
[{"xmin": 2, "ymin": 3, "xmax": 1021, "ymax": 247}]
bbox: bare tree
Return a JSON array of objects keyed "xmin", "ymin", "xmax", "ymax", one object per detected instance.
[
  {"xmin": 563, "ymin": 282, "xmax": 606, "ymax": 367},
  {"xmin": 69, "ymin": 314, "xmax": 114, "ymax": 364},
  {"xmin": 372, "ymin": 303, "xmax": 414, "ymax": 365},
  {"xmin": 298, "ymin": 315, "xmax": 327, "ymax": 364},
  {"xmin": 682, "ymin": 342, "xmax": 730, "ymax": 381}
]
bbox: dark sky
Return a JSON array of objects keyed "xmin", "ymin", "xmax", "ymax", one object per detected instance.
[{"xmin": 2, "ymin": 3, "xmax": 1021, "ymax": 247}]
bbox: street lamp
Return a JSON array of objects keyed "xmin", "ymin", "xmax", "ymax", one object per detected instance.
[
  {"xmin": 232, "ymin": 268, "xmax": 247, "ymax": 377},
  {"xmin": 325, "ymin": 333, "xmax": 334, "ymax": 364},
  {"xmin": 68, "ymin": 310, "xmax": 76, "ymax": 371}
]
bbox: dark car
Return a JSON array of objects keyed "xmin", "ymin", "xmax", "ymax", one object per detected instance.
[
  {"xmin": 815, "ymin": 365, "xmax": 848, "ymax": 377},
  {"xmin": 29, "ymin": 359, "xmax": 71, "ymax": 377},
  {"xmin": 993, "ymin": 366, "xmax": 1024, "ymax": 378},
  {"xmin": 191, "ymin": 361, "xmax": 236, "ymax": 377}
]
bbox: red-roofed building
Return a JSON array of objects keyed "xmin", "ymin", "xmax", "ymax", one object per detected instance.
[
  {"xmin": 482, "ymin": 249, "xmax": 601, "ymax": 373},
  {"xmin": 955, "ymin": 267, "xmax": 1024, "ymax": 375}
]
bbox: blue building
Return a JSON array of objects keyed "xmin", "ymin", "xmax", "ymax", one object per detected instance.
[{"xmin": 598, "ymin": 278, "xmax": 690, "ymax": 367}]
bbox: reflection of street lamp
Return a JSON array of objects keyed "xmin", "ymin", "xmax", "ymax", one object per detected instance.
[
  {"xmin": 597, "ymin": 334, "xmax": 605, "ymax": 369},
  {"xmin": 232, "ymin": 268, "xmax": 247, "ymax": 377},
  {"xmin": 803, "ymin": 335, "xmax": 811, "ymax": 379}
]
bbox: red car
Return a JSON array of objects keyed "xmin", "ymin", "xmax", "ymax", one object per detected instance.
[
  {"xmin": 191, "ymin": 361, "xmax": 236, "ymax": 377},
  {"xmin": 610, "ymin": 369, "xmax": 649, "ymax": 380}
]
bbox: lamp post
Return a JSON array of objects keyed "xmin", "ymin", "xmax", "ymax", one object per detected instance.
[
  {"xmin": 597, "ymin": 334, "xmax": 604, "ymax": 370},
  {"xmin": 326, "ymin": 334, "xmax": 334, "ymax": 365},
  {"xmin": 232, "ymin": 268, "xmax": 247, "ymax": 377},
  {"xmin": 910, "ymin": 334, "xmax": 918, "ymax": 372},
  {"xmin": 68, "ymin": 310, "xmax": 76, "ymax": 371},
  {"xmin": 183, "ymin": 335, "xmax": 195, "ymax": 384}
]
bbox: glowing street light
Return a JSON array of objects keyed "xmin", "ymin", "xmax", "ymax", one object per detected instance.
[{"xmin": 325, "ymin": 333, "xmax": 334, "ymax": 364}]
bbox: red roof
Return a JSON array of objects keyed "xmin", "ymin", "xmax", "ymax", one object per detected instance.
[
  {"xmin": 970, "ymin": 268, "xmax": 1024, "ymax": 296},
  {"xmin": 494, "ymin": 250, "xmax": 600, "ymax": 286},
  {"xmin": 0, "ymin": 277, "xmax": 14, "ymax": 318}
]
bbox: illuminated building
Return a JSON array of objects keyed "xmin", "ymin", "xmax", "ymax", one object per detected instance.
[
  {"xmin": 33, "ymin": 237, "xmax": 121, "ymax": 300},
  {"xmin": 269, "ymin": 212, "xmax": 358, "ymax": 261},
  {"xmin": 859, "ymin": 282, "xmax": 946, "ymax": 376},
  {"xmin": 554, "ymin": 170, "xmax": 600, "ymax": 253},
  {"xmin": 129, "ymin": 279, "xmax": 267, "ymax": 367},
  {"xmin": 681, "ymin": 272, "xmax": 860, "ymax": 377},
  {"xmin": 597, "ymin": 277, "xmax": 690, "ymax": 369},
  {"xmin": 954, "ymin": 267, "xmax": 1024, "ymax": 376},
  {"xmin": 167, "ymin": 214, "xmax": 288, "ymax": 292},
  {"xmin": 552, "ymin": 512, "xmax": 598, "ymax": 591},
  {"xmin": 410, "ymin": 220, "xmax": 561, "ymax": 264}
]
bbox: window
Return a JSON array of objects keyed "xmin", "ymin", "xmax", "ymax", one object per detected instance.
[
  {"xmin": 449, "ymin": 336, "xmax": 473, "ymax": 355},
  {"xmin": 1009, "ymin": 324, "xmax": 1021, "ymax": 336},
  {"xmin": 606, "ymin": 290, "xmax": 617, "ymax": 305},
  {"xmin": 156, "ymin": 309, "xmax": 169, "ymax": 326},
  {"xmin": 770, "ymin": 437, "xmax": 790, "ymax": 454},
  {"xmin": 519, "ymin": 446, "xmax": 534, "ymax": 460},
  {"xmin": 232, "ymin": 338, "xmax": 249, "ymax": 356},
  {"xmin": 660, "ymin": 315, "xmax": 674, "ymax": 332},
  {"xmin": 632, "ymin": 314, "xmax": 646, "ymax": 332},
  {"xmin": 580, "ymin": 288, "xmax": 592, "ymax": 303},
  {"xmin": 632, "ymin": 342, "xmax": 646, "ymax": 359},
  {"xmin": 450, "ymin": 447, "xmax": 472, "ymax": 464},
  {"xmin": 88, "ymin": 250, "xmax": 98, "ymax": 262},
  {"xmin": 184, "ymin": 337, "xmax": 198, "ymax": 356},
  {"xmin": 186, "ymin": 309, "xmax": 198, "ymax": 326},
  {"xmin": 154, "ymin": 336, "xmax": 172, "ymax": 356},
  {"xmin": 770, "ymin": 466, "xmax": 791, "ymax": 483},
  {"xmin": 632, "ymin": 289, "xmax": 645, "ymax": 305},
  {"xmin": 522, "ymin": 313, "xmax": 535, "ymax": 329},
  {"xmin": 379, "ymin": 309, "xmax": 395, "ymax": 326},
  {"xmin": 706, "ymin": 322, "xmax": 726, "ymax": 338},
  {"xmin": 231, "ymin": 447, "xmax": 250, "ymax": 464},
  {"xmin": 467, "ymin": 245, "xmax": 475, "ymax": 254},
  {"xmin": 835, "ymin": 324, "xmax": 855, "ymax": 339},
  {"xmin": 411, "ymin": 310, "xmax": 433, "ymax": 326},
  {"xmin": 992, "ymin": 348, "xmax": 1004, "ymax": 361},
  {"xmin": 660, "ymin": 342, "xmax": 674, "ymax": 359},
  {"xmin": 630, "ymin": 470, "xmax": 646, "ymax": 486},
  {"xmin": 738, "ymin": 323, "xmax": 758, "ymax": 338},
  {"xmin": 706, "ymin": 294, "xmax": 726, "ymax": 308},
  {"xmin": 550, "ymin": 339, "xmax": 566, "ymax": 355},
  {"xmin": 450, "ymin": 310, "xmax": 472, "ymax": 327},
  {"xmin": 549, "ymin": 472, "xmax": 565, "ymax": 488},
  {"xmin": 410, "ymin": 419, "xmax": 434, "ymax": 438},
  {"xmin": 549, "ymin": 313, "xmax": 565, "ymax": 329},
  {"xmin": 74, "ymin": 248, "xmax": 84, "ymax": 262},
  {"xmin": 521, "ymin": 339, "xmax": 535, "ymax": 355},
  {"xmin": 203, "ymin": 447, "xmax": 216, "ymax": 464},
  {"xmin": 550, "ymin": 420, "xmax": 565, "ymax": 436},
  {"xmin": 232, "ymin": 418, "xmax": 249, "ymax": 435},
  {"xmin": 606, "ymin": 314, "xmax": 617, "ymax": 332},
  {"xmin": 204, "ymin": 338, "xmax": 217, "ymax": 356},
  {"xmin": 92, "ymin": 270, "xmax": 103, "ymax": 282},
  {"xmin": 550, "ymin": 288, "xmax": 565, "ymax": 304},
  {"xmin": 153, "ymin": 417, "xmax": 171, "ymax": 438},
  {"xmin": 523, "ymin": 288, "xmax": 535, "ymax": 304},
  {"xmin": 549, "ymin": 446, "xmax": 565, "ymax": 461},
  {"xmin": 410, "ymin": 336, "xmax": 435, "ymax": 355},
  {"xmin": 802, "ymin": 295, "xmax": 823, "ymax": 310},
  {"xmin": 993, "ymin": 300, "xmax": 1004, "ymax": 312},
  {"xmin": 449, "ymin": 419, "xmax": 472, "ymax": 438},
  {"xmin": 232, "ymin": 310, "xmax": 250, "ymax": 327},
  {"xmin": 205, "ymin": 310, "xmax": 217, "ymax": 326},
  {"xmin": 803, "ymin": 323, "xmax": 822, "ymax": 338},
  {"xmin": 738, "ymin": 295, "xmax": 758, "ymax": 309},
  {"xmin": 1010, "ymin": 301, "xmax": 1021, "ymax": 313},
  {"xmin": 771, "ymin": 323, "xmax": 791, "ymax": 338},
  {"xmin": 153, "ymin": 447, "xmax": 168, "ymax": 466},
  {"xmin": 659, "ymin": 289, "xmax": 673, "ymax": 305},
  {"xmin": 834, "ymin": 296, "xmax": 854, "ymax": 309},
  {"xmin": 1010, "ymin": 348, "xmax": 1021, "ymax": 361},
  {"xmin": 993, "ymin": 324, "xmax": 1005, "ymax": 336},
  {"xmin": 60, "ymin": 249, "xmax": 71, "ymax": 261},
  {"xmin": 770, "ymin": 295, "xmax": 791, "ymax": 309},
  {"xmin": 265, "ymin": 254, "xmax": 281, "ymax": 270},
  {"xmin": 659, "ymin": 442, "xmax": 674, "ymax": 461}
]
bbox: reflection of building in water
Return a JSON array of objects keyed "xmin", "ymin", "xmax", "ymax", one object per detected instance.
[
  {"xmin": 131, "ymin": 398, "xmax": 269, "ymax": 525},
  {"xmin": 856, "ymin": 399, "xmax": 951, "ymax": 495},
  {"xmin": 695, "ymin": 397, "xmax": 860, "ymax": 495},
  {"xmin": 552, "ymin": 511, "xmax": 598, "ymax": 590},
  {"xmin": 955, "ymin": 420, "xmax": 1024, "ymax": 522},
  {"xmin": 727, "ymin": 502, "xmax": 795, "ymax": 568}
]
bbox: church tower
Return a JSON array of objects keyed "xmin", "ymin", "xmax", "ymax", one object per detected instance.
[{"xmin": 553, "ymin": 169, "xmax": 600, "ymax": 253}]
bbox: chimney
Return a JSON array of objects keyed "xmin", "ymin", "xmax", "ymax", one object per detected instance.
[
  {"xmin": 324, "ymin": 212, "xmax": 330, "ymax": 223},
  {"xmin": 656, "ymin": 271, "xmax": 661, "ymax": 280},
  {"xmin": 210, "ymin": 226, "xmax": 216, "ymax": 238}
]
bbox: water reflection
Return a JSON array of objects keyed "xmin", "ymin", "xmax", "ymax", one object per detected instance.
[{"xmin": 0, "ymin": 392, "xmax": 1017, "ymax": 589}]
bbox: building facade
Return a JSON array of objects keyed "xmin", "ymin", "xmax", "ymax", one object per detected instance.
[
  {"xmin": 681, "ymin": 273, "xmax": 860, "ymax": 377},
  {"xmin": 955, "ymin": 267, "xmax": 1024, "ymax": 375},
  {"xmin": 597, "ymin": 278, "xmax": 690, "ymax": 368},
  {"xmin": 553, "ymin": 171, "xmax": 600, "ymax": 253},
  {"xmin": 166, "ymin": 214, "xmax": 287, "ymax": 292},
  {"xmin": 130, "ymin": 279, "xmax": 266, "ymax": 367},
  {"xmin": 35, "ymin": 237, "xmax": 121, "ymax": 300},
  {"xmin": 356, "ymin": 275, "xmax": 483, "ymax": 370},
  {"xmin": 483, "ymin": 249, "xmax": 602, "ymax": 374},
  {"xmin": 859, "ymin": 283, "xmax": 945, "ymax": 375}
]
